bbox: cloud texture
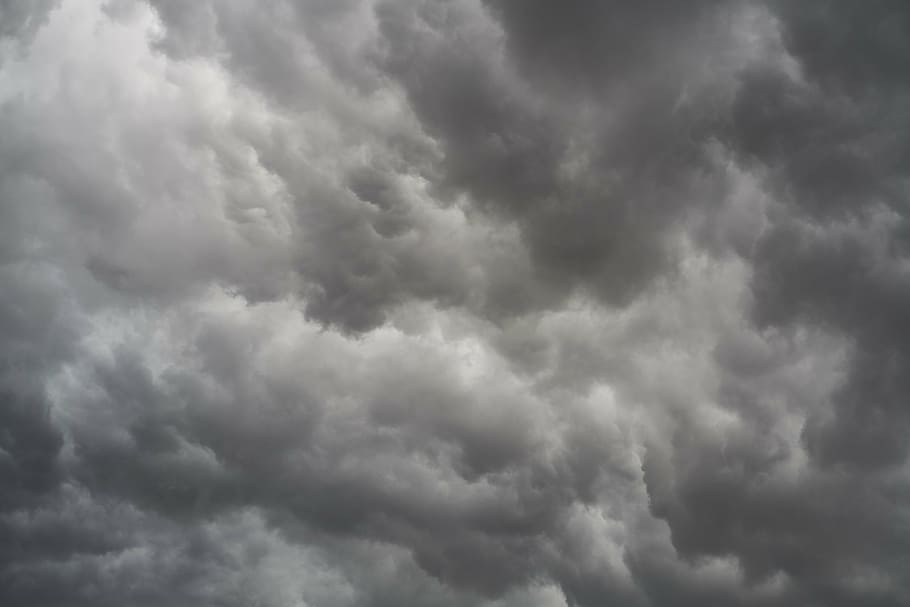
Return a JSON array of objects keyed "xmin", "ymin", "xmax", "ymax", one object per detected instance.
[{"xmin": 2, "ymin": 1, "xmax": 910, "ymax": 605}]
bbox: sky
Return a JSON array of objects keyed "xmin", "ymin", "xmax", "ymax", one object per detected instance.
[{"xmin": 1, "ymin": 1, "xmax": 910, "ymax": 606}]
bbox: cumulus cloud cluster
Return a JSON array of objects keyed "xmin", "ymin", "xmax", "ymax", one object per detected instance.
[{"xmin": 2, "ymin": 1, "xmax": 910, "ymax": 605}]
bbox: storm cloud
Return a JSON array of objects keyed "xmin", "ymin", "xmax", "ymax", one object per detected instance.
[{"xmin": 2, "ymin": 1, "xmax": 910, "ymax": 606}]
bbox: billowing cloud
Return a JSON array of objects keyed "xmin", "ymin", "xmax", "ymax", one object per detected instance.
[{"xmin": 2, "ymin": 1, "xmax": 909, "ymax": 606}]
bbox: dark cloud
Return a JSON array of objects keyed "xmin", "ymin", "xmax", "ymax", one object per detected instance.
[
  {"xmin": 482, "ymin": 0, "xmax": 728, "ymax": 92},
  {"xmin": 374, "ymin": 0, "xmax": 788, "ymax": 312},
  {"xmin": 773, "ymin": 1, "xmax": 910, "ymax": 93},
  {"xmin": 2, "ymin": 1, "xmax": 910, "ymax": 606},
  {"xmin": 630, "ymin": 3, "xmax": 910, "ymax": 603},
  {"xmin": 739, "ymin": 3, "xmax": 910, "ymax": 469},
  {"xmin": 0, "ymin": 0, "xmax": 58, "ymax": 42}
]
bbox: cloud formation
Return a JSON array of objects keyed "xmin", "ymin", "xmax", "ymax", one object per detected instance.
[{"xmin": 2, "ymin": 1, "xmax": 910, "ymax": 606}]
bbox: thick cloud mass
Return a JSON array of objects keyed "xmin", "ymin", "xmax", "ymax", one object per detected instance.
[{"xmin": 2, "ymin": 1, "xmax": 910, "ymax": 606}]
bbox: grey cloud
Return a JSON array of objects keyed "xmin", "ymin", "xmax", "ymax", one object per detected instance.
[
  {"xmin": 0, "ymin": 0, "xmax": 58, "ymax": 41},
  {"xmin": 621, "ymin": 3, "xmax": 910, "ymax": 603},
  {"xmin": 52, "ymin": 302, "xmax": 637, "ymax": 600},
  {"xmin": 3, "ymin": 1, "xmax": 910, "ymax": 606},
  {"xmin": 375, "ymin": 0, "xmax": 789, "ymax": 311},
  {"xmin": 144, "ymin": 0, "xmax": 554, "ymax": 332},
  {"xmin": 773, "ymin": 1, "xmax": 910, "ymax": 94},
  {"xmin": 721, "ymin": 0, "xmax": 910, "ymax": 482},
  {"xmin": 481, "ymin": 0, "xmax": 729, "ymax": 93},
  {"xmin": 0, "ymin": 390, "xmax": 62, "ymax": 513}
]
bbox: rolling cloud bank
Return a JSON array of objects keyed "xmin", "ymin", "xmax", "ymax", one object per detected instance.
[{"xmin": 2, "ymin": 1, "xmax": 910, "ymax": 605}]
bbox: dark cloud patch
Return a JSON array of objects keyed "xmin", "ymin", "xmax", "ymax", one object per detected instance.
[
  {"xmin": 773, "ymin": 1, "xmax": 910, "ymax": 94},
  {"xmin": 751, "ymin": 214, "xmax": 910, "ymax": 468},
  {"xmin": 628, "ymin": 6, "xmax": 910, "ymax": 601},
  {"xmin": 727, "ymin": 68, "xmax": 910, "ymax": 219},
  {"xmin": 641, "ymin": 347, "xmax": 910, "ymax": 604},
  {"xmin": 730, "ymin": 3, "xmax": 910, "ymax": 472},
  {"xmin": 0, "ymin": 0, "xmax": 59, "ymax": 42},
  {"xmin": 0, "ymin": 390, "xmax": 62, "ymax": 512},
  {"xmin": 482, "ymin": 0, "xmax": 728, "ymax": 93},
  {"xmin": 723, "ymin": 3, "xmax": 910, "ymax": 220},
  {"xmin": 375, "ymin": 0, "xmax": 777, "ymax": 311}
]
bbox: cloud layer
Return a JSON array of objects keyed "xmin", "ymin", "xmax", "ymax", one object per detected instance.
[{"xmin": 2, "ymin": 1, "xmax": 909, "ymax": 606}]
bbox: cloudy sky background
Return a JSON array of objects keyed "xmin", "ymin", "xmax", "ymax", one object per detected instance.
[{"xmin": 2, "ymin": 1, "xmax": 910, "ymax": 605}]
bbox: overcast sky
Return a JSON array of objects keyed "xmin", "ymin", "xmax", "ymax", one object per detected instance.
[{"xmin": 2, "ymin": 1, "xmax": 910, "ymax": 606}]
